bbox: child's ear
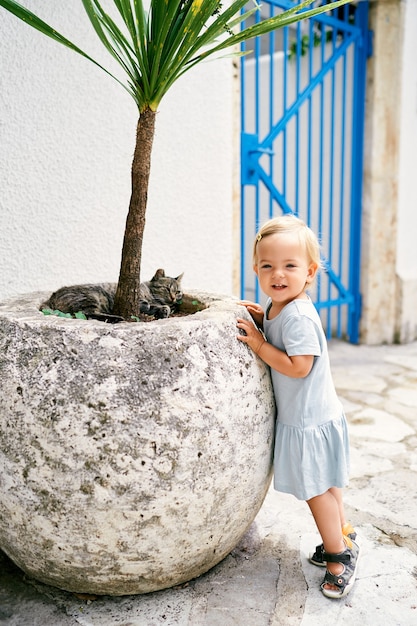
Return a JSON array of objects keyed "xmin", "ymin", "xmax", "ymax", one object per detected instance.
[
  {"xmin": 253, "ymin": 264, "xmax": 259, "ymax": 277},
  {"xmin": 306, "ymin": 262, "xmax": 319, "ymax": 283}
]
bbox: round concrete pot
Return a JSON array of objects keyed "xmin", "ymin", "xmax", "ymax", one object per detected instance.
[{"xmin": 0, "ymin": 290, "xmax": 275, "ymax": 596}]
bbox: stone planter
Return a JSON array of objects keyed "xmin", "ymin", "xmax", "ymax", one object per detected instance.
[{"xmin": 0, "ymin": 290, "xmax": 275, "ymax": 596}]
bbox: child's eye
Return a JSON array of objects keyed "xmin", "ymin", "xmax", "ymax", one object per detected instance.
[
  {"xmin": 286, "ymin": 263, "xmax": 296, "ymax": 269},
  {"xmin": 261, "ymin": 264, "xmax": 271, "ymax": 269}
]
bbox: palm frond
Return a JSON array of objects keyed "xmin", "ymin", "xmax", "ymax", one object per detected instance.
[
  {"xmin": 0, "ymin": 0, "xmax": 352, "ymax": 111},
  {"xmin": 81, "ymin": 0, "xmax": 147, "ymax": 103},
  {"xmin": 159, "ymin": 0, "xmax": 352, "ymax": 94}
]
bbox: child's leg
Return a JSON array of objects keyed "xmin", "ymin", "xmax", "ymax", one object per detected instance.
[
  {"xmin": 328, "ymin": 487, "xmax": 346, "ymax": 527},
  {"xmin": 328, "ymin": 487, "xmax": 357, "ymax": 540},
  {"xmin": 309, "ymin": 489, "xmax": 356, "ymax": 567},
  {"xmin": 307, "ymin": 491, "xmax": 346, "ymax": 585}
]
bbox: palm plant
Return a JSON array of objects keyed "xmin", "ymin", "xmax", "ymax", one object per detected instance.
[{"xmin": 0, "ymin": 0, "xmax": 350, "ymax": 319}]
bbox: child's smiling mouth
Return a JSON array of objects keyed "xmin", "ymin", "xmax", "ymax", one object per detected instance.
[{"xmin": 273, "ymin": 284, "xmax": 286, "ymax": 290}]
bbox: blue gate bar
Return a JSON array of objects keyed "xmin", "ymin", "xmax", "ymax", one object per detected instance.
[
  {"xmin": 258, "ymin": 32, "xmax": 358, "ymax": 154},
  {"xmin": 348, "ymin": 0, "xmax": 371, "ymax": 342}
]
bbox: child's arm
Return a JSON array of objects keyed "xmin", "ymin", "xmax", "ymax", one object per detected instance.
[
  {"xmin": 236, "ymin": 317, "xmax": 314, "ymax": 378},
  {"xmin": 238, "ymin": 300, "xmax": 264, "ymax": 329}
]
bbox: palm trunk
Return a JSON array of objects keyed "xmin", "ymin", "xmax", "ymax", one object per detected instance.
[{"xmin": 112, "ymin": 107, "xmax": 156, "ymax": 319}]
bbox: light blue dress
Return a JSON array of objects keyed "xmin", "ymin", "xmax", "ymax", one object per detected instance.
[{"xmin": 263, "ymin": 297, "xmax": 350, "ymax": 501}]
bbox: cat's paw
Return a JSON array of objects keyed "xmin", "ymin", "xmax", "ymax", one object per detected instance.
[
  {"xmin": 155, "ymin": 305, "xmax": 171, "ymax": 319},
  {"xmin": 139, "ymin": 301, "xmax": 151, "ymax": 314}
]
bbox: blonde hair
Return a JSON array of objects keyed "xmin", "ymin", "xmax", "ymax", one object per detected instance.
[{"xmin": 253, "ymin": 214, "xmax": 322, "ymax": 270}]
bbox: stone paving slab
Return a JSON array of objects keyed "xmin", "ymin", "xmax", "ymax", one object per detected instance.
[
  {"xmin": 1, "ymin": 340, "xmax": 417, "ymax": 625},
  {"xmin": 300, "ymin": 528, "xmax": 417, "ymax": 625}
]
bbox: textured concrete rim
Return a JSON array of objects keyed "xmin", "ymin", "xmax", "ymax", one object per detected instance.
[{"xmin": 0, "ymin": 290, "xmax": 275, "ymax": 595}]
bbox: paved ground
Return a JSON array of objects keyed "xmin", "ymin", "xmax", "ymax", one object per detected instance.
[{"xmin": 1, "ymin": 340, "xmax": 417, "ymax": 626}]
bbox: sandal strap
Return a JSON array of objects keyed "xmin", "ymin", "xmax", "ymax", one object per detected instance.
[
  {"xmin": 322, "ymin": 550, "xmax": 351, "ymax": 565},
  {"xmin": 322, "ymin": 569, "xmax": 346, "ymax": 590},
  {"xmin": 321, "ymin": 540, "xmax": 360, "ymax": 598}
]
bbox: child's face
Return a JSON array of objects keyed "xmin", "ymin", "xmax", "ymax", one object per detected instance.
[{"xmin": 254, "ymin": 232, "xmax": 318, "ymax": 311}]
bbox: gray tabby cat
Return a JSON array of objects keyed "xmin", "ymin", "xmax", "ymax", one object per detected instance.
[{"xmin": 40, "ymin": 269, "xmax": 184, "ymax": 322}]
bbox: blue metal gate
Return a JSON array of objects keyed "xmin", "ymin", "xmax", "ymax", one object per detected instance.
[{"xmin": 240, "ymin": 0, "xmax": 371, "ymax": 343}]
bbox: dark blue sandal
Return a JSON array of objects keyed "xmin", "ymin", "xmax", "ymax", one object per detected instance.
[
  {"xmin": 309, "ymin": 543, "xmax": 327, "ymax": 567},
  {"xmin": 309, "ymin": 524, "xmax": 357, "ymax": 568},
  {"xmin": 321, "ymin": 539, "xmax": 360, "ymax": 599}
]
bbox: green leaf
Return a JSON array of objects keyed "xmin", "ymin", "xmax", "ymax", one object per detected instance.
[
  {"xmin": 48, "ymin": 310, "xmax": 72, "ymax": 318},
  {"xmin": 41, "ymin": 307, "xmax": 76, "ymax": 319}
]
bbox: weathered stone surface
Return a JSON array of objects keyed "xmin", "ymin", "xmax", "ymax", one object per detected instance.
[{"xmin": 0, "ymin": 291, "xmax": 275, "ymax": 595}]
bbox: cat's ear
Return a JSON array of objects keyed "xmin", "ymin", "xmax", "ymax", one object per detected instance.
[
  {"xmin": 175, "ymin": 272, "xmax": 184, "ymax": 282},
  {"xmin": 151, "ymin": 268, "xmax": 166, "ymax": 281}
]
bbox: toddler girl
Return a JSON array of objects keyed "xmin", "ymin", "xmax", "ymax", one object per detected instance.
[{"xmin": 236, "ymin": 214, "xmax": 359, "ymax": 599}]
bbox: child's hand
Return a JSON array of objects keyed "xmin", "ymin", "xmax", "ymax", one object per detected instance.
[
  {"xmin": 236, "ymin": 317, "xmax": 266, "ymax": 356},
  {"xmin": 238, "ymin": 300, "xmax": 264, "ymax": 327}
]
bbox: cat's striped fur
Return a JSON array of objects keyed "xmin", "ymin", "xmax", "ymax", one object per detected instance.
[{"xmin": 40, "ymin": 269, "xmax": 183, "ymax": 321}]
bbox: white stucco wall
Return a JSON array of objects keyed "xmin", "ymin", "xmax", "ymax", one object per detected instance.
[
  {"xmin": 396, "ymin": 0, "xmax": 417, "ymax": 342},
  {"xmin": 0, "ymin": 2, "xmax": 238, "ymax": 301}
]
